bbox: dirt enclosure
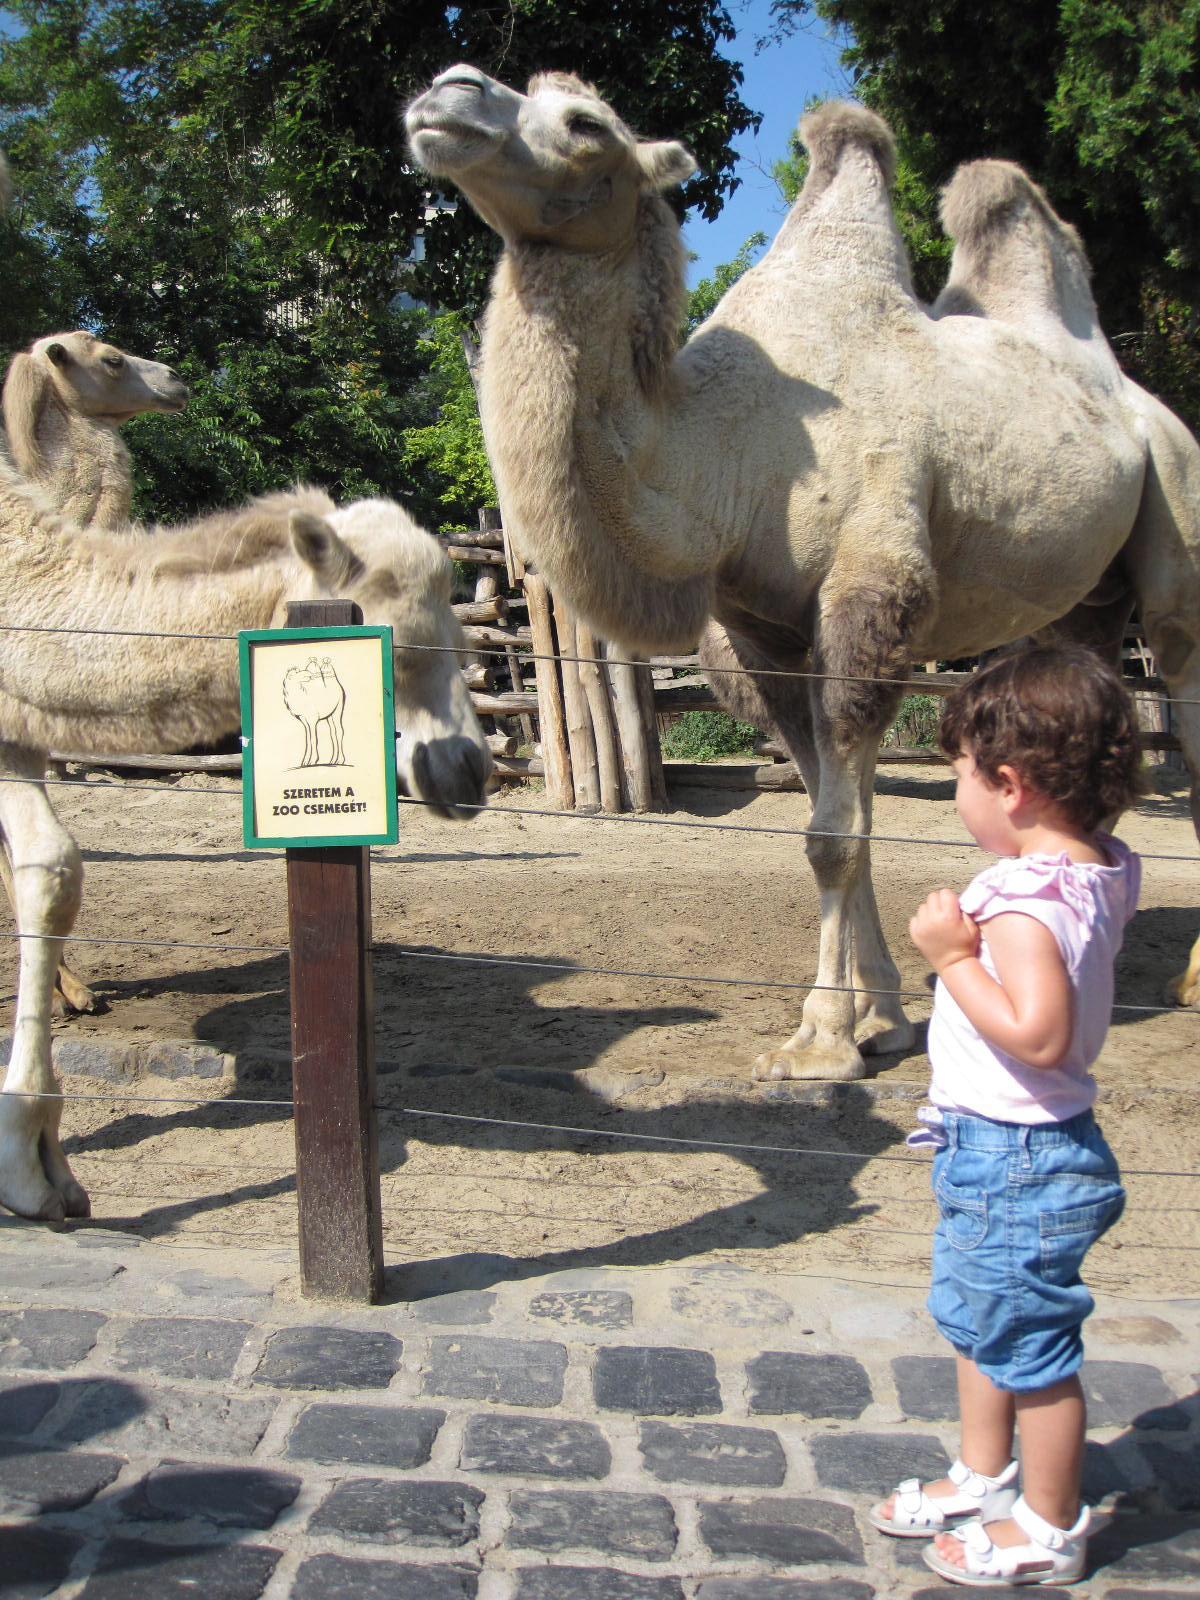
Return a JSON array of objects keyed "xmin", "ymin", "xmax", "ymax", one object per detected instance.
[{"xmin": 4, "ymin": 760, "xmax": 1199, "ymax": 1299}]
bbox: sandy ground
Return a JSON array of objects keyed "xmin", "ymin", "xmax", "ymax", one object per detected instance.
[{"xmin": 3, "ymin": 759, "xmax": 1198, "ymax": 1299}]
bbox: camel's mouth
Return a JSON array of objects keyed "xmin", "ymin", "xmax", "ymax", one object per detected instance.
[{"xmin": 406, "ymin": 77, "xmax": 499, "ymax": 170}]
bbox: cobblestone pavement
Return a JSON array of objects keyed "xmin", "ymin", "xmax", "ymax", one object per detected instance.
[{"xmin": 1, "ymin": 1221, "xmax": 1198, "ymax": 1599}]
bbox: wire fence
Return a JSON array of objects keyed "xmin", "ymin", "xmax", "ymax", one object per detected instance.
[{"xmin": 1, "ymin": 616, "xmax": 1197, "ymax": 1287}]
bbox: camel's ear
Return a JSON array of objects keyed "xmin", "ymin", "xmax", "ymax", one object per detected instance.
[
  {"xmin": 45, "ymin": 341, "xmax": 69, "ymax": 370},
  {"xmin": 2, "ymin": 351, "xmax": 51, "ymax": 476},
  {"xmin": 289, "ymin": 509, "xmax": 363, "ymax": 590},
  {"xmin": 636, "ymin": 139, "xmax": 698, "ymax": 191}
]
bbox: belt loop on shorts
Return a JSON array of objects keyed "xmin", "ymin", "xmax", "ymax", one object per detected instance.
[{"xmin": 1018, "ymin": 1123, "xmax": 1032, "ymax": 1169}]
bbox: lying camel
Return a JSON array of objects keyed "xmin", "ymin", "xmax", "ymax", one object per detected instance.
[
  {"xmin": 405, "ymin": 69, "xmax": 1200, "ymax": 1077},
  {"xmin": 0, "ymin": 480, "xmax": 492, "ymax": 1222}
]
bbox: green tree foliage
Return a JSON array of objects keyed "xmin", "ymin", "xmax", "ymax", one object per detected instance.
[
  {"xmin": 0, "ymin": 1, "xmax": 755, "ymax": 520},
  {"xmin": 770, "ymin": 1, "xmax": 1200, "ymax": 425},
  {"xmin": 401, "ymin": 313, "xmax": 496, "ymax": 538},
  {"xmin": 685, "ymin": 231, "xmax": 767, "ymax": 336}
]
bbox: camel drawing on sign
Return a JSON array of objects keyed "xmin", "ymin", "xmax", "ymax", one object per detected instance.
[{"xmin": 283, "ymin": 656, "xmax": 347, "ymax": 767}]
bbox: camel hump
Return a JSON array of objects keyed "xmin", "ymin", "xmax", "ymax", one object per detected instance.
[
  {"xmin": 940, "ymin": 159, "xmax": 1088, "ymax": 266},
  {"xmin": 799, "ymin": 100, "xmax": 897, "ymax": 189}
]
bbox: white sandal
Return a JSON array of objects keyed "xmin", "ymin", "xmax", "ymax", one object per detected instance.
[
  {"xmin": 869, "ymin": 1457, "xmax": 1019, "ymax": 1538},
  {"xmin": 921, "ymin": 1495, "xmax": 1090, "ymax": 1586}
]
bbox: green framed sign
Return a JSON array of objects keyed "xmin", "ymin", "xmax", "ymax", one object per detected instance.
[{"xmin": 239, "ymin": 625, "xmax": 398, "ymax": 849}]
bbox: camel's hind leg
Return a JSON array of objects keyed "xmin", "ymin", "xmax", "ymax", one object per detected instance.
[
  {"xmin": 1, "ymin": 833, "xmax": 97, "ymax": 1014},
  {"xmin": 0, "ymin": 747, "xmax": 89, "ymax": 1220},
  {"xmin": 1120, "ymin": 385, "xmax": 1200, "ymax": 1004}
]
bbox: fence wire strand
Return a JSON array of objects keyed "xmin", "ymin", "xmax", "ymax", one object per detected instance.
[
  {"xmin": 0, "ymin": 619, "xmax": 1196, "ymax": 705},
  {"xmin": 10, "ymin": 1088, "xmax": 1198, "ymax": 1182}
]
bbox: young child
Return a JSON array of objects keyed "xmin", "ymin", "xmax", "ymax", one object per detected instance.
[{"xmin": 871, "ymin": 642, "xmax": 1144, "ymax": 1588}]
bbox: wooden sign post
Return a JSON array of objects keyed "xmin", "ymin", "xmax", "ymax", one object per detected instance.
[{"xmin": 239, "ymin": 599, "xmax": 397, "ymax": 1302}]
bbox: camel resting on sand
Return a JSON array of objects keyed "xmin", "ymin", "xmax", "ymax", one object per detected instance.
[
  {"xmin": 2, "ymin": 331, "xmax": 190, "ymax": 1012},
  {"xmin": 0, "ymin": 467, "xmax": 492, "ymax": 1222},
  {"xmin": 3, "ymin": 330, "xmax": 189, "ymax": 530},
  {"xmin": 406, "ymin": 68, "xmax": 1200, "ymax": 1077}
]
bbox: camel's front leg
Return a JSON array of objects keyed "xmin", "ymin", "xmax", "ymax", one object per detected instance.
[
  {"xmin": 0, "ymin": 750, "xmax": 88, "ymax": 1221},
  {"xmin": 753, "ymin": 736, "xmax": 878, "ymax": 1082},
  {"xmin": 753, "ymin": 547, "xmax": 933, "ymax": 1081}
]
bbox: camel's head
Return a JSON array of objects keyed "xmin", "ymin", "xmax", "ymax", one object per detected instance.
[
  {"xmin": 405, "ymin": 64, "xmax": 696, "ymax": 252},
  {"xmin": 25, "ymin": 331, "xmax": 189, "ymax": 423},
  {"xmin": 288, "ymin": 500, "xmax": 492, "ymax": 820}
]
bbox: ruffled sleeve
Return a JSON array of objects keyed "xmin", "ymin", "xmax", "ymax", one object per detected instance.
[
  {"xmin": 958, "ymin": 834, "xmax": 1141, "ymax": 945},
  {"xmin": 960, "ymin": 856, "xmax": 1097, "ymax": 931}
]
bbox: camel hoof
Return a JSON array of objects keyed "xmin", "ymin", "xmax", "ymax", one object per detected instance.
[
  {"xmin": 1166, "ymin": 972, "xmax": 1200, "ymax": 1008},
  {"xmin": 62, "ymin": 1180, "xmax": 91, "ymax": 1218},
  {"xmin": 752, "ymin": 1045, "xmax": 866, "ymax": 1083},
  {"xmin": 857, "ymin": 1017, "xmax": 917, "ymax": 1056},
  {"xmin": 0, "ymin": 1182, "xmax": 67, "ymax": 1224},
  {"xmin": 56, "ymin": 966, "xmax": 99, "ymax": 1014}
]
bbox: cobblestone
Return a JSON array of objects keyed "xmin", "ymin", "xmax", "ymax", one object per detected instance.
[{"xmin": 0, "ymin": 1224, "xmax": 1196, "ymax": 1597}]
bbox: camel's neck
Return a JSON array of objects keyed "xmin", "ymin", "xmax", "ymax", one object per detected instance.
[
  {"xmin": 480, "ymin": 194, "xmax": 715, "ymax": 652},
  {"xmin": 0, "ymin": 473, "xmax": 293, "ymax": 755},
  {"xmin": 32, "ymin": 403, "xmax": 133, "ymax": 530}
]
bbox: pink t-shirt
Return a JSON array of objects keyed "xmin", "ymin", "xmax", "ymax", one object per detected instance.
[{"xmin": 926, "ymin": 834, "xmax": 1141, "ymax": 1124}]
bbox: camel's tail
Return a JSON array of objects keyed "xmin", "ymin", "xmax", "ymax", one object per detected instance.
[{"xmin": 798, "ymin": 101, "xmax": 897, "ymax": 192}]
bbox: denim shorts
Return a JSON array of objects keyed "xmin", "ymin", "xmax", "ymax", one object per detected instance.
[{"xmin": 927, "ymin": 1109, "xmax": 1125, "ymax": 1394}]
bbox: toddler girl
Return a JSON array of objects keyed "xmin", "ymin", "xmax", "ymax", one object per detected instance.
[{"xmin": 872, "ymin": 642, "xmax": 1143, "ymax": 1587}]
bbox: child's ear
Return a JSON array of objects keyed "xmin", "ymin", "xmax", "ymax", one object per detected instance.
[{"xmin": 995, "ymin": 764, "xmax": 1025, "ymax": 813}]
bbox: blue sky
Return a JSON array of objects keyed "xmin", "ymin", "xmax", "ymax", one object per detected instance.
[{"xmin": 682, "ymin": 1, "xmax": 851, "ymax": 287}]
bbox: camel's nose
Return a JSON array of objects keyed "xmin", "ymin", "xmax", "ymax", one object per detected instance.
[{"xmin": 408, "ymin": 736, "xmax": 491, "ymax": 819}]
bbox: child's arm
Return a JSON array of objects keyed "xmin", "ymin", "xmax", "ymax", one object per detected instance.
[{"xmin": 910, "ymin": 891, "xmax": 1073, "ymax": 1069}]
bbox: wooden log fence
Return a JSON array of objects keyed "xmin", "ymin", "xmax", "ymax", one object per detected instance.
[{"xmin": 445, "ymin": 508, "xmax": 665, "ymax": 811}]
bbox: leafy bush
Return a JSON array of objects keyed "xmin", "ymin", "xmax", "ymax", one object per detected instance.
[
  {"xmin": 885, "ymin": 693, "xmax": 942, "ymax": 749},
  {"xmin": 660, "ymin": 711, "xmax": 761, "ymax": 761}
]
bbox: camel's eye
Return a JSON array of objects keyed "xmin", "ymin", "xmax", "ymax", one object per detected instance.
[
  {"xmin": 101, "ymin": 354, "xmax": 124, "ymax": 372},
  {"xmin": 566, "ymin": 112, "xmax": 605, "ymax": 137}
]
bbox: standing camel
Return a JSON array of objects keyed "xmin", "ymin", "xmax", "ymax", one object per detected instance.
[
  {"xmin": 405, "ymin": 68, "xmax": 1200, "ymax": 1078},
  {"xmin": 283, "ymin": 656, "xmax": 347, "ymax": 767},
  {"xmin": 0, "ymin": 472, "xmax": 492, "ymax": 1222},
  {"xmin": 2, "ymin": 331, "xmax": 190, "ymax": 1011}
]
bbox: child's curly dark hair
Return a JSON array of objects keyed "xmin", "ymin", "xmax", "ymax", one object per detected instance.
[{"xmin": 937, "ymin": 643, "xmax": 1145, "ymax": 832}]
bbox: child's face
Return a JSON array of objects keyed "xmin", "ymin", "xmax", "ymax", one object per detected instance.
[{"xmin": 952, "ymin": 755, "xmax": 1018, "ymax": 855}]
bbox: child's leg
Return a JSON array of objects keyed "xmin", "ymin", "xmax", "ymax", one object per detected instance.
[
  {"xmin": 875, "ymin": 1354, "xmax": 1015, "ymax": 1525},
  {"xmin": 957, "ymin": 1352, "xmax": 1016, "ymax": 1478},
  {"xmin": 930, "ymin": 1374, "xmax": 1086, "ymax": 1570},
  {"xmin": 1016, "ymin": 1374, "xmax": 1086, "ymax": 1528}
]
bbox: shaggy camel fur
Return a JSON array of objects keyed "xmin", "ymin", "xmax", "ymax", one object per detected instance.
[
  {"xmin": 407, "ymin": 68, "xmax": 1200, "ymax": 1077},
  {"xmin": 0, "ymin": 475, "xmax": 491, "ymax": 1221},
  {"xmin": 2, "ymin": 332, "xmax": 189, "ymax": 1011},
  {"xmin": 3, "ymin": 330, "xmax": 189, "ymax": 529}
]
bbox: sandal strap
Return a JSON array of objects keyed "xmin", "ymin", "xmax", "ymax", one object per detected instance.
[
  {"xmin": 1011, "ymin": 1494, "xmax": 1091, "ymax": 1548},
  {"xmin": 948, "ymin": 1457, "xmax": 1018, "ymax": 1498}
]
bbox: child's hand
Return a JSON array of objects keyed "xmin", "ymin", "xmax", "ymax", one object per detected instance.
[{"xmin": 909, "ymin": 889, "xmax": 980, "ymax": 974}]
